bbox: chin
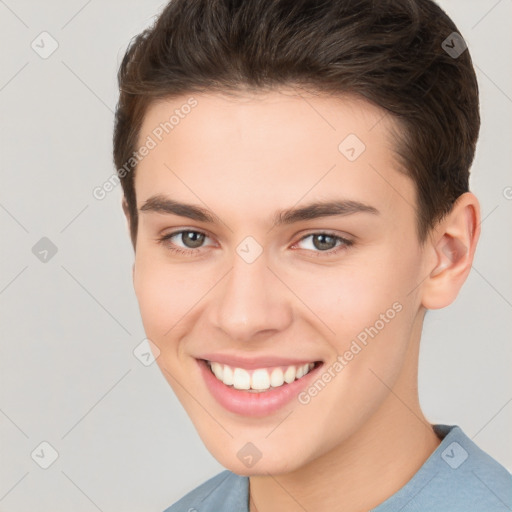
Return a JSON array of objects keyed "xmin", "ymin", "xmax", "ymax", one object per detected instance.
[{"xmin": 204, "ymin": 439, "xmax": 311, "ymax": 477}]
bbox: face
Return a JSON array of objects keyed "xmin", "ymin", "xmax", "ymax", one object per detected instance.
[{"xmin": 131, "ymin": 89, "xmax": 431, "ymax": 475}]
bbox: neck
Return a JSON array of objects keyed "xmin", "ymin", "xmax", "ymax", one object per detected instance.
[{"xmin": 249, "ymin": 320, "xmax": 441, "ymax": 512}]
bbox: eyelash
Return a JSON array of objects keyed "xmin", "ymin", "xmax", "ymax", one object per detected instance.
[{"xmin": 156, "ymin": 229, "xmax": 354, "ymax": 258}]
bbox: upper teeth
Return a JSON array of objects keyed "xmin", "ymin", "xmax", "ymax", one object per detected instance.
[{"xmin": 207, "ymin": 361, "xmax": 315, "ymax": 391}]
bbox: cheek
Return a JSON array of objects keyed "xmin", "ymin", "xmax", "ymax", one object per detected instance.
[
  {"xmin": 133, "ymin": 252, "xmax": 206, "ymax": 340},
  {"xmin": 324, "ymin": 247, "xmax": 419, "ymax": 392},
  {"xmin": 290, "ymin": 245, "xmax": 417, "ymax": 381},
  {"xmin": 279, "ymin": 253, "xmax": 406, "ymax": 340}
]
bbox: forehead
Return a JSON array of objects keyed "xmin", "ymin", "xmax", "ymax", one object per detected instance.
[
  {"xmin": 134, "ymin": 89, "xmax": 415, "ymax": 227},
  {"xmin": 138, "ymin": 89, "xmax": 395, "ymax": 156}
]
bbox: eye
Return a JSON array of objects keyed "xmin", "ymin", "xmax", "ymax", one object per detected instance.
[
  {"xmin": 291, "ymin": 232, "xmax": 353, "ymax": 257},
  {"xmin": 157, "ymin": 229, "xmax": 214, "ymax": 256},
  {"xmin": 157, "ymin": 229, "xmax": 354, "ymax": 258}
]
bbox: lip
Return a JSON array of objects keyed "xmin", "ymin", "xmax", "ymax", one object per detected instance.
[
  {"xmin": 197, "ymin": 352, "xmax": 319, "ymax": 370},
  {"xmin": 197, "ymin": 358, "xmax": 323, "ymax": 417}
]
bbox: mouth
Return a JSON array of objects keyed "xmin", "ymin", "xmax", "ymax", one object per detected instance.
[
  {"xmin": 197, "ymin": 358, "xmax": 323, "ymax": 417},
  {"xmin": 205, "ymin": 360, "xmax": 319, "ymax": 392}
]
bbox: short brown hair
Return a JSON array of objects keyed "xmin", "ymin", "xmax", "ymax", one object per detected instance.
[{"xmin": 113, "ymin": 0, "xmax": 480, "ymax": 247}]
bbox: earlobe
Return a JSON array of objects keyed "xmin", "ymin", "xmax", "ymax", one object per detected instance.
[{"xmin": 421, "ymin": 192, "xmax": 481, "ymax": 309}]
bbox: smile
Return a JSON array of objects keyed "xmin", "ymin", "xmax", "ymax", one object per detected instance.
[
  {"xmin": 206, "ymin": 360, "xmax": 316, "ymax": 392},
  {"xmin": 198, "ymin": 357, "xmax": 323, "ymax": 417}
]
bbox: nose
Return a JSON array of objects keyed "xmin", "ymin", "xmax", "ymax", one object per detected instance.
[{"xmin": 209, "ymin": 250, "xmax": 293, "ymax": 343}]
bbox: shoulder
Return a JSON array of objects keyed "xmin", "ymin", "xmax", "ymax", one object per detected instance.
[
  {"xmin": 162, "ymin": 470, "xmax": 249, "ymax": 512},
  {"xmin": 374, "ymin": 424, "xmax": 512, "ymax": 512},
  {"xmin": 435, "ymin": 424, "xmax": 512, "ymax": 501}
]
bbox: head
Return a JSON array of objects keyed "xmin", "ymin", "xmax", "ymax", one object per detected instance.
[{"xmin": 113, "ymin": 0, "xmax": 480, "ymax": 475}]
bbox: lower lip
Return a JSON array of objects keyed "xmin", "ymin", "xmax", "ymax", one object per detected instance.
[{"xmin": 197, "ymin": 359, "xmax": 322, "ymax": 417}]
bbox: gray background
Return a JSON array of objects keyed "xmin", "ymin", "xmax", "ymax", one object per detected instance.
[{"xmin": 0, "ymin": 0, "xmax": 511, "ymax": 510}]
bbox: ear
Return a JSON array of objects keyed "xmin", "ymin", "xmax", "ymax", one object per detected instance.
[
  {"xmin": 121, "ymin": 196, "xmax": 131, "ymax": 238},
  {"xmin": 421, "ymin": 192, "xmax": 481, "ymax": 310},
  {"xmin": 122, "ymin": 196, "xmax": 137, "ymax": 259},
  {"xmin": 122, "ymin": 195, "xmax": 130, "ymax": 225}
]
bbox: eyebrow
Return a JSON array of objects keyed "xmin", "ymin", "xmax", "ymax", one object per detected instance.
[{"xmin": 139, "ymin": 194, "xmax": 379, "ymax": 227}]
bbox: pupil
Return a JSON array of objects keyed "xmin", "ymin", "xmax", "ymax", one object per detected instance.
[
  {"xmin": 314, "ymin": 234, "xmax": 335, "ymax": 251},
  {"xmin": 183, "ymin": 231, "xmax": 204, "ymax": 248}
]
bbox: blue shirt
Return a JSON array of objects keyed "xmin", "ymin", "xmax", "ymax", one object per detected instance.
[{"xmin": 164, "ymin": 425, "xmax": 512, "ymax": 511}]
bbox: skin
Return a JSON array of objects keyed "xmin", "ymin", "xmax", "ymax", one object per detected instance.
[{"xmin": 124, "ymin": 88, "xmax": 480, "ymax": 512}]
